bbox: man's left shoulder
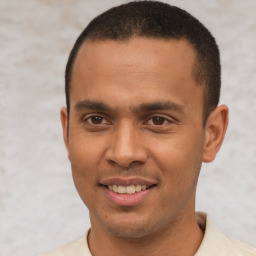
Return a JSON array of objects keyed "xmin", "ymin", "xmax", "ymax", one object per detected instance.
[
  {"xmin": 227, "ymin": 237, "xmax": 256, "ymax": 256},
  {"xmin": 196, "ymin": 212, "xmax": 256, "ymax": 256}
]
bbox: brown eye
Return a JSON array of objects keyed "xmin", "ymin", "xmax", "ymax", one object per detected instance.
[
  {"xmin": 152, "ymin": 116, "xmax": 166, "ymax": 125},
  {"xmin": 88, "ymin": 116, "xmax": 104, "ymax": 124}
]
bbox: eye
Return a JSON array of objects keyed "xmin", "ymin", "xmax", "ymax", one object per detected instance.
[
  {"xmin": 84, "ymin": 115, "xmax": 110, "ymax": 125},
  {"xmin": 147, "ymin": 116, "xmax": 170, "ymax": 125}
]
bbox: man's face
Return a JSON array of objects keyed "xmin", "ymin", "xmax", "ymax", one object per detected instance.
[{"xmin": 63, "ymin": 38, "xmax": 208, "ymax": 238}]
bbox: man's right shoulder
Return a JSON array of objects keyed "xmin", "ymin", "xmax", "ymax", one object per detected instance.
[{"xmin": 40, "ymin": 235, "xmax": 92, "ymax": 256}]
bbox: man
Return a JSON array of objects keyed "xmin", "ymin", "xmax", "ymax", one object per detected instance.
[{"xmin": 43, "ymin": 1, "xmax": 256, "ymax": 255}]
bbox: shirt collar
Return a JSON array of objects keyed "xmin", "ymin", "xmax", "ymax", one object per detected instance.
[{"xmin": 195, "ymin": 211, "xmax": 231, "ymax": 255}]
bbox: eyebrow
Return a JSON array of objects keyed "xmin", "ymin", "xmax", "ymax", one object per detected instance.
[
  {"xmin": 136, "ymin": 101, "xmax": 184, "ymax": 113},
  {"xmin": 74, "ymin": 99, "xmax": 184, "ymax": 113},
  {"xmin": 75, "ymin": 99, "xmax": 113, "ymax": 112}
]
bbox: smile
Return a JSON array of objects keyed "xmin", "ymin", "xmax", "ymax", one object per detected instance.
[
  {"xmin": 99, "ymin": 177, "xmax": 157, "ymax": 206},
  {"xmin": 106, "ymin": 184, "xmax": 155, "ymax": 194},
  {"xmin": 100, "ymin": 180, "xmax": 156, "ymax": 206}
]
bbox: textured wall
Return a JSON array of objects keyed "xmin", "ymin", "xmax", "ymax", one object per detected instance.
[{"xmin": 0, "ymin": 0, "xmax": 255, "ymax": 255}]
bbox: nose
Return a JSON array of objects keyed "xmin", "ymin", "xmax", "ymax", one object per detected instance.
[{"xmin": 104, "ymin": 122, "xmax": 147, "ymax": 168}]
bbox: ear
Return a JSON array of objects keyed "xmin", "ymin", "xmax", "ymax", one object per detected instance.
[
  {"xmin": 202, "ymin": 105, "xmax": 229, "ymax": 163},
  {"xmin": 60, "ymin": 107, "xmax": 70, "ymax": 157}
]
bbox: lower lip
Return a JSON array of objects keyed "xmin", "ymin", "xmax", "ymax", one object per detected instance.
[{"xmin": 102, "ymin": 186, "xmax": 154, "ymax": 206}]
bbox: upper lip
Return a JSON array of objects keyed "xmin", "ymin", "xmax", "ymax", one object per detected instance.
[{"xmin": 100, "ymin": 177, "xmax": 157, "ymax": 187}]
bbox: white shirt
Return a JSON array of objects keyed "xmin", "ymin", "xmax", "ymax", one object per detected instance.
[{"xmin": 41, "ymin": 212, "xmax": 256, "ymax": 256}]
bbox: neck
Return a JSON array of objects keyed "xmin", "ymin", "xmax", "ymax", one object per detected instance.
[{"xmin": 88, "ymin": 211, "xmax": 204, "ymax": 256}]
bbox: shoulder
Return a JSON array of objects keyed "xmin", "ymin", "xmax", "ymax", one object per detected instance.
[
  {"xmin": 196, "ymin": 212, "xmax": 256, "ymax": 256},
  {"xmin": 40, "ymin": 233, "xmax": 91, "ymax": 256},
  {"xmin": 226, "ymin": 237, "xmax": 256, "ymax": 256}
]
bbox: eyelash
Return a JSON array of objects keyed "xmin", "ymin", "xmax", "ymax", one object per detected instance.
[
  {"xmin": 146, "ymin": 116, "xmax": 173, "ymax": 126},
  {"xmin": 83, "ymin": 115, "xmax": 111, "ymax": 125}
]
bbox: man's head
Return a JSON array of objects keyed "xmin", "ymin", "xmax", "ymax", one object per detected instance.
[
  {"xmin": 65, "ymin": 1, "xmax": 221, "ymax": 124},
  {"xmin": 61, "ymin": 0, "xmax": 228, "ymax": 242}
]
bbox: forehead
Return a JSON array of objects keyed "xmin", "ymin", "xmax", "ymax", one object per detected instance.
[
  {"xmin": 73, "ymin": 37, "xmax": 197, "ymax": 80},
  {"xmin": 70, "ymin": 37, "xmax": 203, "ymax": 112}
]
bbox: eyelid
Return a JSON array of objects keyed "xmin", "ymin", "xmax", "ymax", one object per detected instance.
[
  {"xmin": 82, "ymin": 113, "xmax": 112, "ymax": 125},
  {"xmin": 145, "ymin": 114, "xmax": 175, "ymax": 125}
]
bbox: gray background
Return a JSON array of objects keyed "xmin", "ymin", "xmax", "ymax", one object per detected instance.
[{"xmin": 1, "ymin": 0, "xmax": 256, "ymax": 255}]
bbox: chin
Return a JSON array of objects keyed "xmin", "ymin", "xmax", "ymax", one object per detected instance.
[
  {"xmin": 106, "ymin": 225, "xmax": 155, "ymax": 238},
  {"xmin": 99, "ymin": 212, "xmax": 163, "ymax": 239}
]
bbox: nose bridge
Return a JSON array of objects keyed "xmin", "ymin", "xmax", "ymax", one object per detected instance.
[
  {"xmin": 116, "ymin": 121, "xmax": 136, "ymax": 153},
  {"xmin": 105, "ymin": 120, "xmax": 147, "ymax": 167}
]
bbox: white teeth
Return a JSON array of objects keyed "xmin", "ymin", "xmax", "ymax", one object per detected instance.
[
  {"xmin": 141, "ymin": 185, "xmax": 146, "ymax": 191},
  {"xmin": 117, "ymin": 186, "xmax": 126, "ymax": 194},
  {"xmin": 135, "ymin": 184, "xmax": 142, "ymax": 192},
  {"xmin": 113, "ymin": 185, "xmax": 118, "ymax": 193},
  {"xmin": 107, "ymin": 184, "xmax": 150, "ymax": 194},
  {"xmin": 126, "ymin": 185, "xmax": 135, "ymax": 194}
]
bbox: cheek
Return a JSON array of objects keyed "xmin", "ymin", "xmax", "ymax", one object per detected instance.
[
  {"xmin": 150, "ymin": 134, "xmax": 203, "ymax": 183},
  {"xmin": 152, "ymin": 138, "xmax": 202, "ymax": 214},
  {"xmin": 70, "ymin": 153, "xmax": 98, "ymax": 209},
  {"xmin": 69, "ymin": 128, "xmax": 103, "ymax": 168},
  {"xmin": 150, "ymin": 135, "xmax": 192, "ymax": 168},
  {"xmin": 68, "ymin": 135, "xmax": 101, "ymax": 196}
]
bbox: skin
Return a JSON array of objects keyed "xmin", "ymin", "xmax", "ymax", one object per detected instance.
[{"xmin": 61, "ymin": 38, "xmax": 228, "ymax": 256}]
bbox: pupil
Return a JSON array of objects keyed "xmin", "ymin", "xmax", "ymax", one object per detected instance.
[
  {"xmin": 153, "ymin": 117, "xmax": 164, "ymax": 125},
  {"xmin": 92, "ymin": 116, "xmax": 103, "ymax": 124}
]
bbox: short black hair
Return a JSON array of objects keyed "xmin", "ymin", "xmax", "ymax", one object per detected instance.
[{"xmin": 65, "ymin": 0, "xmax": 221, "ymax": 123}]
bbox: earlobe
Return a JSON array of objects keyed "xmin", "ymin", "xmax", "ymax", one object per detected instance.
[
  {"xmin": 60, "ymin": 107, "xmax": 70, "ymax": 157},
  {"xmin": 202, "ymin": 105, "xmax": 229, "ymax": 163}
]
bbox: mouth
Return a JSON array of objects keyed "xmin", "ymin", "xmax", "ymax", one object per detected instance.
[
  {"xmin": 102, "ymin": 184, "xmax": 156, "ymax": 194},
  {"xmin": 99, "ymin": 177, "xmax": 157, "ymax": 206}
]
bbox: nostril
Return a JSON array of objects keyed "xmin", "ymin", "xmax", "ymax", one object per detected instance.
[{"xmin": 106, "ymin": 159, "xmax": 146, "ymax": 169}]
